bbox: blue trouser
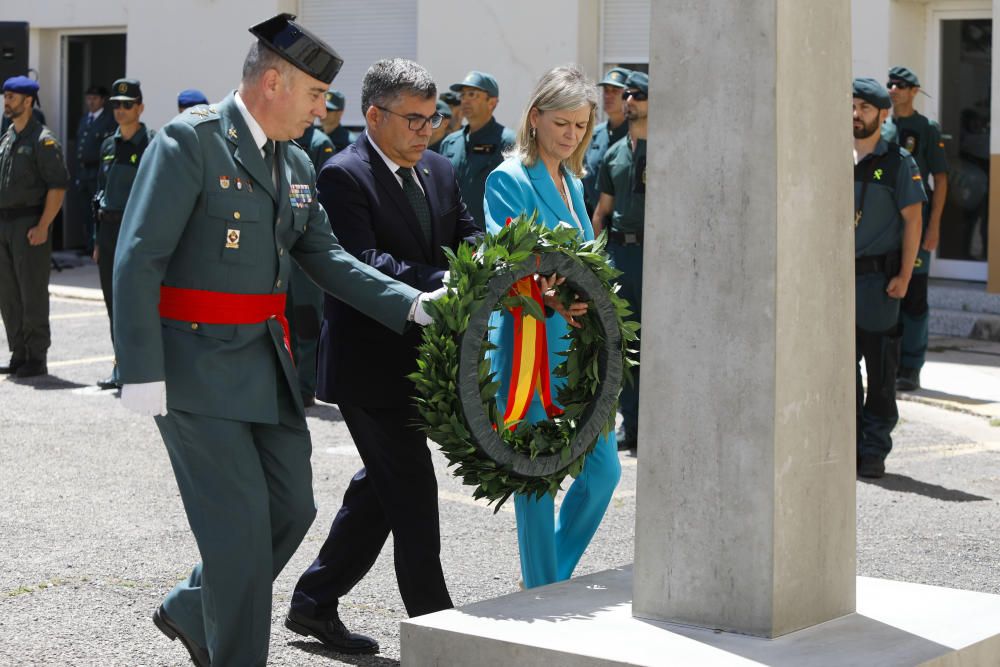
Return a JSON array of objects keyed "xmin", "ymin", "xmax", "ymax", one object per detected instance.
[
  {"xmin": 515, "ymin": 431, "xmax": 621, "ymax": 588},
  {"xmin": 155, "ymin": 381, "xmax": 316, "ymax": 666},
  {"xmin": 608, "ymin": 240, "xmax": 643, "ymax": 442},
  {"xmin": 285, "ymin": 262, "xmax": 324, "ymax": 398},
  {"xmin": 898, "ymin": 203, "xmax": 931, "ymax": 370}
]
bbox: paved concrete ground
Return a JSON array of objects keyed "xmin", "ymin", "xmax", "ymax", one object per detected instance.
[{"xmin": 0, "ymin": 264, "xmax": 997, "ymax": 665}]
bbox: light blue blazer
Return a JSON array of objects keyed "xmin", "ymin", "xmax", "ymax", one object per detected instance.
[{"xmin": 484, "ymin": 157, "xmax": 593, "ymax": 418}]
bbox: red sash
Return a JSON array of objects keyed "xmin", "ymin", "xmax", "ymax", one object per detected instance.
[{"xmin": 158, "ymin": 286, "xmax": 292, "ymax": 361}]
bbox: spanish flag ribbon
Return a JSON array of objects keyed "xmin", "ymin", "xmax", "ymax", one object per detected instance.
[{"xmin": 501, "ymin": 219, "xmax": 563, "ymax": 430}]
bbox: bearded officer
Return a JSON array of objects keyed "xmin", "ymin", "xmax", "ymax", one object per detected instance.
[{"xmin": 113, "ymin": 14, "xmax": 442, "ymax": 666}]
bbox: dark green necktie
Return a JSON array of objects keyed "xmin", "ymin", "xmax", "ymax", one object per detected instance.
[
  {"xmin": 262, "ymin": 140, "xmax": 275, "ymax": 184},
  {"xmin": 396, "ymin": 166, "xmax": 432, "ymax": 242}
]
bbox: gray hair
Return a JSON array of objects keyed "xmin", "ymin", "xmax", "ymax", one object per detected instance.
[
  {"xmin": 241, "ymin": 41, "xmax": 295, "ymax": 85},
  {"xmin": 510, "ymin": 66, "xmax": 598, "ymax": 177},
  {"xmin": 360, "ymin": 58, "xmax": 436, "ymax": 116}
]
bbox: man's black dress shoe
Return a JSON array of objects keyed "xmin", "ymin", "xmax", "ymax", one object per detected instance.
[
  {"xmin": 0, "ymin": 358, "xmax": 24, "ymax": 374},
  {"xmin": 15, "ymin": 359, "xmax": 46, "ymax": 378},
  {"xmin": 857, "ymin": 455, "xmax": 886, "ymax": 479},
  {"xmin": 97, "ymin": 375, "xmax": 121, "ymax": 390},
  {"xmin": 153, "ymin": 605, "xmax": 211, "ymax": 666},
  {"xmin": 896, "ymin": 367, "xmax": 921, "ymax": 392},
  {"xmin": 285, "ymin": 609, "xmax": 379, "ymax": 655}
]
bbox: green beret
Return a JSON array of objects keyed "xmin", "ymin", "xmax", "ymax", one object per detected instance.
[
  {"xmin": 888, "ymin": 66, "xmax": 920, "ymax": 88},
  {"xmin": 852, "ymin": 77, "xmax": 890, "ymax": 109}
]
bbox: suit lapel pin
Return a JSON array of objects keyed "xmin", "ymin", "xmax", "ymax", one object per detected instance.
[
  {"xmin": 421, "ymin": 168, "xmax": 430, "ymax": 175},
  {"xmin": 228, "ymin": 127, "xmax": 238, "ymax": 140}
]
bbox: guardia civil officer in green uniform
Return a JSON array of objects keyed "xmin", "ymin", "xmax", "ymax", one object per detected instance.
[
  {"xmin": 438, "ymin": 71, "xmax": 515, "ymax": 228},
  {"xmin": 0, "ymin": 76, "xmax": 69, "ymax": 378},
  {"xmin": 427, "ymin": 99, "xmax": 452, "ymax": 153},
  {"xmin": 74, "ymin": 84, "xmax": 117, "ymax": 254},
  {"xmin": 112, "ymin": 15, "xmax": 442, "ymax": 666},
  {"xmin": 592, "ymin": 70, "xmax": 647, "ymax": 453},
  {"xmin": 287, "ymin": 122, "xmax": 336, "ymax": 405},
  {"xmin": 93, "ymin": 78, "xmax": 155, "ymax": 390},
  {"xmin": 582, "ymin": 67, "xmax": 630, "ymax": 216},
  {"xmin": 880, "ymin": 66, "xmax": 949, "ymax": 392},
  {"xmin": 852, "ymin": 78, "xmax": 925, "ymax": 479},
  {"xmin": 320, "ymin": 89, "xmax": 351, "ymax": 152}
]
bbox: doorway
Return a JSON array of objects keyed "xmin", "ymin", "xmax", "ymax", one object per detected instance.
[
  {"xmin": 928, "ymin": 11, "xmax": 991, "ymax": 282},
  {"xmin": 60, "ymin": 33, "xmax": 126, "ymax": 250}
]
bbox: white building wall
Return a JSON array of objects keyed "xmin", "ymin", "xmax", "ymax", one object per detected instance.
[
  {"xmin": 416, "ymin": 0, "xmax": 600, "ymax": 129},
  {"xmin": 852, "ymin": 0, "xmax": 892, "ymax": 80}
]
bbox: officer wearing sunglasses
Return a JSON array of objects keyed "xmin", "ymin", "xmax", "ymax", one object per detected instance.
[
  {"xmin": 880, "ymin": 65, "xmax": 949, "ymax": 393},
  {"xmin": 94, "ymin": 78, "xmax": 155, "ymax": 390},
  {"xmin": 591, "ymin": 69, "xmax": 649, "ymax": 453}
]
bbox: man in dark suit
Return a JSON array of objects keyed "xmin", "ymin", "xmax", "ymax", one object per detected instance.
[{"xmin": 286, "ymin": 58, "xmax": 480, "ymax": 655}]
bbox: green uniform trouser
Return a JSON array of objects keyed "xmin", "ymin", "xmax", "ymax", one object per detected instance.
[
  {"xmin": 0, "ymin": 216, "xmax": 52, "ymax": 362},
  {"xmin": 608, "ymin": 240, "xmax": 643, "ymax": 442},
  {"xmin": 285, "ymin": 262, "xmax": 324, "ymax": 399},
  {"xmin": 97, "ymin": 217, "xmax": 122, "ymax": 382},
  {"xmin": 898, "ymin": 202, "xmax": 932, "ymax": 371},
  {"xmin": 856, "ymin": 272, "xmax": 902, "ymax": 461},
  {"xmin": 155, "ymin": 378, "xmax": 316, "ymax": 666}
]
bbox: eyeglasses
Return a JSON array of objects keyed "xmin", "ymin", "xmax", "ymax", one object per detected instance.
[
  {"xmin": 886, "ymin": 81, "xmax": 912, "ymax": 90},
  {"xmin": 622, "ymin": 89, "xmax": 648, "ymax": 101},
  {"xmin": 374, "ymin": 105, "xmax": 444, "ymax": 131},
  {"xmin": 111, "ymin": 100, "xmax": 137, "ymax": 109}
]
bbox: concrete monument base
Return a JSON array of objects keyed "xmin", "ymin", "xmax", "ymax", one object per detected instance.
[{"xmin": 400, "ymin": 566, "xmax": 1000, "ymax": 666}]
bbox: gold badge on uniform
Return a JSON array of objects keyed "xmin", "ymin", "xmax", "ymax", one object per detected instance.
[
  {"xmin": 118, "ymin": 82, "xmax": 128, "ymax": 94},
  {"xmin": 227, "ymin": 127, "xmax": 238, "ymax": 140},
  {"xmin": 225, "ymin": 229, "xmax": 241, "ymax": 249},
  {"xmin": 220, "ymin": 176, "xmax": 230, "ymax": 189}
]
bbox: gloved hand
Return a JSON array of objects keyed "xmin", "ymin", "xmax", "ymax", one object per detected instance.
[
  {"xmin": 413, "ymin": 285, "xmax": 449, "ymax": 326},
  {"xmin": 121, "ymin": 381, "xmax": 168, "ymax": 417}
]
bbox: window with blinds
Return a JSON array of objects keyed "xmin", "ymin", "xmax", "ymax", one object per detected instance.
[
  {"xmin": 299, "ymin": 0, "xmax": 418, "ymax": 127},
  {"xmin": 602, "ymin": 0, "xmax": 651, "ymax": 66}
]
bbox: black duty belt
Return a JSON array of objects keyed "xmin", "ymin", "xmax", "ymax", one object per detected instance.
[
  {"xmin": 608, "ymin": 229, "xmax": 643, "ymax": 245},
  {"xmin": 0, "ymin": 205, "xmax": 43, "ymax": 221},
  {"xmin": 98, "ymin": 209, "xmax": 124, "ymax": 224},
  {"xmin": 855, "ymin": 255, "xmax": 889, "ymax": 275}
]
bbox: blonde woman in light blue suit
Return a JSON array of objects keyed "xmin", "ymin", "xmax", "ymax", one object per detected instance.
[{"xmin": 483, "ymin": 66, "xmax": 622, "ymax": 589}]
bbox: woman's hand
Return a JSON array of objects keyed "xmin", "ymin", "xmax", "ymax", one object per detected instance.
[{"xmin": 537, "ymin": 273, "xmax": 588, "ymax": 328}]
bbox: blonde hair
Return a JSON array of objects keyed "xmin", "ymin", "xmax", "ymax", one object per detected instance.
[{"xmin": 510, "ymin": 66, "xmax": 598, "ymax": 178}]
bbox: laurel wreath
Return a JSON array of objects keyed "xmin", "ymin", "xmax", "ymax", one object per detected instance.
[{"xmin": 409, "ymin": 213, "xmax": 638, "ymax": 510}]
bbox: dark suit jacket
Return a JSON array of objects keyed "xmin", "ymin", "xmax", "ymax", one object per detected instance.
[{"xmin": 317, "ymin": 134, "xmax": 480, "ymax": 407}]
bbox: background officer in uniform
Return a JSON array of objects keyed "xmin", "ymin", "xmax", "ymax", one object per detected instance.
[
  {"xmin": 439, "ymin": 90, "xmax": 463, "ymax": 132},
  {"xmin": 287, "ymin": 118, "xmax": 336, "ymax": 406},
  {"xmin": 0, "ymin": 76, "xmax": 69, "ymax": 378},
  {"xmin": 93, "ymin": 78, "xmax": 154, "ymax": 390},
  {"xmin": 881, "ymin": 66, "xmax": 949, "ymax": 392},
  {"xmin": 74, "ymin": 84, "xmax": 116, "ymax": 254},
  {"xmin": 427, "ymin": 98, "xmax": 452, "ymax": 152},
  {"xmin": 176, "ymin": 88, "xmax": 209, "ymax": 113},
  {"xmin": 582, "ymin": 66, "xmax": 631, "ymax": 216},
  {"xmin": 438, "ymin": 70, "xmax": 515, "ymax": 228},
  {"xmin": 112, "ymin": 15, "xmax": 441, "ymax": 666},
  {"xmin": 852, "ymin": 78, "xmax": 925, "ymax": 479},
  {"xmin": 320, "ymin": 89, "xmax": 351, "ymax": 152},
  {"xmin": 591, "ymin": 70, "xmax": 648, "ymax": 453}
]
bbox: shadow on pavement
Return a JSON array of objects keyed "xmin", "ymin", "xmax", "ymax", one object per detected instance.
[
  {"xmin": 308, "ymin": 402, "xmax": 344, "ymax": 423},
  {"xmin": 859, "ymin": 473, "xmax": 991, "ymax": 502},
  {"xmin": 285, "ymin": 641, "xmax": 398, "ymax": 666},
  {"xmin": 907, "ymin": 388, "xmax": 994, "ymax": 406},
  {"xmin": 7, "ymin": 374, "xmax": 89, "ymax": 390}
]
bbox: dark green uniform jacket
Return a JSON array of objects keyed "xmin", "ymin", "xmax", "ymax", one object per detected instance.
[
  {"xmin": 598, "ymin": 135, "xmax": 646, "ymax": 233},
  {"xmin": 113, "ymin": 93, "xmax": 419, "ymax": 423},
  {"xmin": 294, "ymin": 126, "xmax": 336, "ymax": 172},
  {"xmin": 0, "ymin": 115, "xmax": 69, "ymax": 208},
  {"xmin": 437, "ymin": 116, "xmax": 515, "ymax": 228},
  {"xmin": 326, "ymin": 125, "xmax": 351, "ymax": 154},
  {"xmin": 97, "ymin": 124, "xmax": 155, "ymax": 212},
  {"xmin": 76, "ymin": 108, "xmax": 117, "ymax": 173},
  {"xmin": 582, "ymin": 118, "xmax": 628, "ymax": 213}
]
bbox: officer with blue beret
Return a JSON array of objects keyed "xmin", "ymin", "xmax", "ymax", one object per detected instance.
[
  {"xmin": 177, "ymin": 88, "xmax": 209, "ymax": 112},
  {"xmin": 112, "ymin": 13, "xmax": 443, "ymax": 665},
  {"xmin": 74, "ymin": 83, "xmax": 117, "ymax": 254},
  {"xmin": 852, "ymin": 77, "xmax": 925, "ymax": 479},
  {"xmin": 879, "ymin": 66, "xmax": 949, "ymax": 392},
  {"xmin": 582, "ymin": 67, "xmax": 631, "ymax": 215},
  {"xmin": 0, "ymin": 76, "xmax": 69, "ymax": 378},
  {"xmin": 320, "ymin": 89, "xmax": 351, "ymax": 152},
  {"xmin": 94, "ymin": 78, "xmax": 156, "ymax": 390},
  {"xmin": 437, "ymin": 70, "xmax": 515, "ymax": 228},
  {"xmin": 591, "ymin": 70, "xmax": 648, "ymax": 452}
]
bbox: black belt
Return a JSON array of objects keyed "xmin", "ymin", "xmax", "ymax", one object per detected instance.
[
  {"xmin": 98, "ymin": 209, "xmax": 124, "ymax": 224},
  {"xmin": 81, "ymin": 160, "xmax": 100, "ymax": 169},
  {"xmin": 608, "ymin": 229, "xmax": 643, "ymax": 245},
  {"xmin": 855, "ymin": 255, "xmax": 888, "ymax": 275},
  {"xmin": 0, "ymin": 205, "xmax": 43, "ymax": 221}
]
